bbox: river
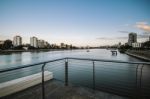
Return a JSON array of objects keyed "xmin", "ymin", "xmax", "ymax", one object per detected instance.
[
  {"xmin": 0, "ymin": 49, "xmax": 149, "ymax": 97},
  {"xmin": 0, "ymin": 49, "xmax": 143, "ymax": 69}
]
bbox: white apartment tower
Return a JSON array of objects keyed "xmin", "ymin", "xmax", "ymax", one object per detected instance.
[
  {"xmin": 30, "ymin": 37, "xmax": 38, "ymax": 48},
  {"xmin": 13, "ymin": 36, "xmax": 22, "ymax": 47}
]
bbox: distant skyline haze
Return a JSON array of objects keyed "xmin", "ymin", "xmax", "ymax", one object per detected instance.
[{"xmin": 0, "ymin": 0, "xmax": 150, "ymax": 46}]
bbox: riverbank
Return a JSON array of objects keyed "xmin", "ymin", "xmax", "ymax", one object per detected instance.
[
  {"xmin": 125, "ymin": 50, "xmax": 150, "ymax": 61},
  {"xmin": 0, "ymin": 49, "xmax": 77, "ymax": 54},
  {"xmin": 0, "ymin": 48, "xmax": 103, "ymax": 55}
]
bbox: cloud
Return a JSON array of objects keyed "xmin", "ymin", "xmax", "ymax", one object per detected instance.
[
  {"xmin": 116, "ymin": 37, "xmax": 128, "ymax": 39},
  {"xmin": 0, "ymin": 34, "xmax": 11, "ymax": 40},
  {"xmin": 96, "ymin": 36, "xmax": 128, "ymax": 40},
  {"xmin": 96, "ymin": 37, "xmax": 113, "ymax": 40},
  {"xmin": 96, "ymin": 33, "xmax": 149, "ymax": 41},
  {"xmin": 137, "ymin": 34, "xmax": 148, "ymax": 38},
  {"xmin": 118, "ymin": 31, "xmax": 130, "ymax": 33},
  {"xmin": 135, "ymin": 22, "xmax": 150, "ymax": 32}
]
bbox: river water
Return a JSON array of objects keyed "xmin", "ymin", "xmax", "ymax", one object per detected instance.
[
  {"xmin": 0, "ymin": 49, "xmax": 143, "ymax": 69},
  {"xmin": 0, "ymin": 49, "xmax": 149, "ymax": 97}
]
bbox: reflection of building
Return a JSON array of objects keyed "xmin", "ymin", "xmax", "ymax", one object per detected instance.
[
  {"xmin": 128, "ymin": 33, "xmax": 137, "ymax": 46},
  {"xmin": 132, "ymin": 42, "xmax": 143, "ymax": 48},
  {"xmin": 13, "ymin": 36, "xmax": 22, "ymax": 47}
]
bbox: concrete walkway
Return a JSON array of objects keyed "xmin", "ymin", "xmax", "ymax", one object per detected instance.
[
  {"xmin": 126, "ymin": 51, "xmax": 150, "ymax": 61},
  {"xmin": 2, "ymin": 79, "xmax": 128, "ymax": 99}
]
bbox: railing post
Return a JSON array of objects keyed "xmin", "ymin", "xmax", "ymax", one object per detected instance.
[
  {"xmin": 135, "ymin": 64, "xmax": 140, "ymax": 99},
  {"xmin": 136, "ymin": 64, "xmax": 144, "ymax": 99},
  {"xmin": 65, "ymin": 59, "xmax": 68, "ymax": 86},
  {"xmin": 41, "ymin": 63, "xmax": 46, "ymax": 99},
  {"xmin": 139, "ymin": 64, "xmax": 144, "ymax": 98},
  {"xmin": 93, "ymin": 61, "xmax": 95, "ymax": 90}
]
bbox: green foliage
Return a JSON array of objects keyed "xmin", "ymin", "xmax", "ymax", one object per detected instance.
[
  {"xmin": 143, "ymin": 41, "xmax": 150, "ymax": 48},
  {"xmin": 2, "ymin": 40, "xmax": 13, "ymax": 50},
  {"xmin": 13, "ymin": 45, "xmax": 24, "ymax": 50}
]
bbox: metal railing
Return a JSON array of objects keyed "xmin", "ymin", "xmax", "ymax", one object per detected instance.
[{"xmin": 0, "ymin": 57, "xmax": 150, "ymax": 99}]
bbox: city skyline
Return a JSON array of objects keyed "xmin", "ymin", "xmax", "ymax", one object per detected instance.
[{"xmin": 0, "ymin": 0, "xmax": 150, "ymax": 46}]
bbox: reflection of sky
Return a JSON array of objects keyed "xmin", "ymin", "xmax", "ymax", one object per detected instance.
[
  {"xmin": 0, "ymin": 0, "xmax": 150, "ymax": 46},
  {"xmin": 0, "ymin": 49, "xmax": 144, "ymax": 69}
]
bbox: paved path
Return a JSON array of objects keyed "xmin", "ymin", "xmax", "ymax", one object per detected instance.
[{"xmin": 2, "ymin": 79, "xmax": 128, "ymax": 99}]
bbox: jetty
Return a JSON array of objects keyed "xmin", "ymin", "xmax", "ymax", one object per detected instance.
[{"xmin": 111, "ymin": 50, "xmax": 117, "ymax": 55}]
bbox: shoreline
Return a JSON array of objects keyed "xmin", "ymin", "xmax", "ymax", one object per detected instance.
[
  {"xmin": 125, "ymin": 50, "xmax": 150, "ymax": 62},
  {"xmin": 0, "ymin": 49, "xmax": 89, "ymax": 54},
  {"xmin": 0, "ymin": 49, "xmax": 71, "ymax": 54},
  {"xmin": 0, "ymin": 48, "xmax": 106, "ymax": 54}
]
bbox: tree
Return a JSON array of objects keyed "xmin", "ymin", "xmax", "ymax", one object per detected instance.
[
  {"xmin": 3, "ymin": 40, "xmax": 13, "ymax": 49},
  {"xmin": 143, "ymin": 41, "xmax": 150, "ymax": 49},
  {"xmin": 13, "ymin": 45, "xmax": 24, "ymax": 50}
]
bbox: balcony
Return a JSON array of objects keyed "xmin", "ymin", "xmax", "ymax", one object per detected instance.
[{"xmin": 0, "ymin": 57, "xmax": 150, "ymax": 99}]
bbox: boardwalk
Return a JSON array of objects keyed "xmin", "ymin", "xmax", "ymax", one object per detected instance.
[{"xmin": 2, "ymin": 79, "xmax": 128, "ymax": 99}]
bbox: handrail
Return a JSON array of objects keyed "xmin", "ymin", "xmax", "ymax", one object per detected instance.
[
  {"xmin": 0, "ymin": 57, "xmax": 150, "ymax": 73},
  {"xmin": 0, "ymin": 58, "xmax": 65, "ymax": 73},
  {"xmin": 66, "ymin": 57, "xmax": 150, "ymax": 65}
]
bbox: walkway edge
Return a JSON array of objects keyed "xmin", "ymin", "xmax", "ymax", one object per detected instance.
[{"xmin": 125, "ymin": 51, "xmax": 150, "ymax": 61}]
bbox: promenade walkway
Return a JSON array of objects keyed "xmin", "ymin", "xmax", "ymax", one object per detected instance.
[
  {"xmin": 2, "ymin": 79, "xmax": 128, "ymax": 99},
  {"xmin": 126, "ymin": 50, "xmax": 150, "ymax": 61}
]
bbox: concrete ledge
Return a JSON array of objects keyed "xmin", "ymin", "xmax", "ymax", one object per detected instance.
[
  {"xmin": 0, "ymin": 71, "xmax": 53, "ymax": 97},
  {"xmin": 125, "ymin": 51, "xmax": 150, "ymax": 61}
]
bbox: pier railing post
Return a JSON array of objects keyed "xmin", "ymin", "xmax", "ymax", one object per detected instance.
[
  {"xmin": 65, "ymin": 59, "xmax": 68, "ymax": 86},
  {"xmin": 139, "ymin": 64, "xmax": 144, "ymax": 98},
  {"xmin": 41, "ymin": 63, "xmax": 46, "ymax": 99},
  {"xmin": 135, "ymin": 64, "xmax": 144, "ymax": 99},
  {"xmin": 93, "ymin": 61, "xmax": 95, "ymax": 90},
  {"xmin": 135, "ymin": 64, "xmax": 140, "ymax": 99}
]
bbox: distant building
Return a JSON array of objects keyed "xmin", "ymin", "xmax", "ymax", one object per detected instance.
[
  {"xmin": 118, "ymin": 42, "xmax": 121, "ymax": 48},
  {"xmin": 132, "ymin": 42, "xmax": 143, "ymax": 48},
  {"xmin": 30, "ymin": 37, "xmax": 38, "ymax": 48},
  {"xmin": 13, "ymin": 36, "xmax": 22, "ymax": 47},
  {"xmin": 128, "ymin": 33, "xmax": 137, "ymax": 46},
  {"xmin": 60, "ymin": 43, "xmax": 66, "ymax": 48},
  {"xmin": 0, "ymin": 40, "xmax": 4, "ymax": 45},
  {"xmin": 0, "ymin": 40, "xmax": 4, "ymax": 49},
  {"xmin": 38, "ymin": 40, "xmax": 44, "ymax": 48}
]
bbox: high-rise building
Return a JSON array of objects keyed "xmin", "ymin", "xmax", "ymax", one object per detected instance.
[
  {"xmin": 30, "ymin": 37, "xmax": 38, "ymax": 48},
  {"xmin": 60, "ymin": 43, "xmax": 65, "ymax": 48},
  {"xmin": 128, "ymin": 33, "xmax": 137, "ymax": 46},
  {"xmin": 38, "ymin": 40, "xmax": 44, "ymax": 48},
  {"xmin": 13, "ymin": 36, "xmax": 22, "ymax": 47}
]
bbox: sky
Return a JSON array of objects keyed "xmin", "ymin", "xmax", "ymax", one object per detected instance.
[{"xmin": 0, "ymin": 0, "xmax": 150, "ymax": 46}]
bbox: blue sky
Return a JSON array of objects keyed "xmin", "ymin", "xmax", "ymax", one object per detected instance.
[{"xmin": 0, "ymin": 0, "xmax": 150, "ymax": 46}]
